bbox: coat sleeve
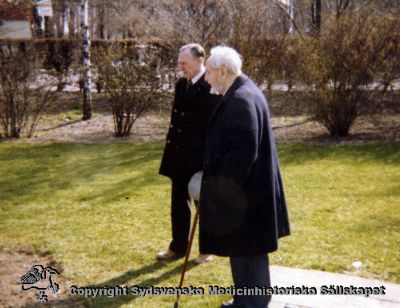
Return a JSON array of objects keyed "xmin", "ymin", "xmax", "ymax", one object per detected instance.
[{"xmin": 219, "ymin": 97, "xmax": 259, "ymax": 184}]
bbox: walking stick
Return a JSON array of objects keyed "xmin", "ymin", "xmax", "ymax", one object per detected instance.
[
  {"xmin": 174, "ymin": 171, "xmax": 203, "ymax": 307},
  {"xmin": 173, "ymin": 200, "xmax": 199, "ymax": 308}
]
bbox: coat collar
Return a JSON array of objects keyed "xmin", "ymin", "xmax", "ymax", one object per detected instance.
[
  {"xmin": 208, "ymin": 74, "xmax": 248, "ymax": 122},
  {"xmin": 223, "ymin": 74, "xmax": 248, "ymax": 102},
  {"xmin": 194, "ymin": 73, "xmax": 209, "ymax": 90},
  {"xmin": 191, "ymin": 66, "xmax": 206, "ymax": 84},
  {"xmin": 176, "ymin": 73, "xmax": 208, "ymax": 106}
]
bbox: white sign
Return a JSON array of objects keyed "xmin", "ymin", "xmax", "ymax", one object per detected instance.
[{"xmin": 37, "ymin": 0, "xmax": 53, "ymax": 16}]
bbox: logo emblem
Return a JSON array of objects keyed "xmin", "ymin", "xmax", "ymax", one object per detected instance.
[{"xmin": 20, "ymin": 265, "xmax": 60, "ymax": 303}]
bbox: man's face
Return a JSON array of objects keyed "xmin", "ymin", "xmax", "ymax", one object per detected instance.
[
  {"xmin": 178, "ymin": 49, "xmax": 202, "ymax": 79},
  {"xmin": 205, "ymin": 61, "xmax": 223, "ymax": 94}
]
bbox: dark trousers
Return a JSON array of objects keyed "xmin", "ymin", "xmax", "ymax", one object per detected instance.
[
  {"xmin": 230, "ymin": 254, "xmax": 271, "ymax": 308},
  {"xmin": 168, "ymin": 179, "xmax": 191, "ymax": 254}
]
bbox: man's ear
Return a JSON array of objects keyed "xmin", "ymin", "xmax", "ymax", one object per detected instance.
[{"xmin": 220, "ymin": 66, "xmax": 228, "ymax": 77}]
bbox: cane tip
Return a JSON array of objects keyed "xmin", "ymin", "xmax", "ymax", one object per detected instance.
[{"xmin": 173, "ymin": 301, "xmax": 179, "ymax": 308}]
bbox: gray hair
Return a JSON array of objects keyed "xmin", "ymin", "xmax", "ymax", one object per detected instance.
[
  {"xmin": 179, "ymin": 43, "xmax": 206, "ymax": 59},
  {"xmin": 208, "ymin": 46, "xmax": 242, "ymax": 76}
]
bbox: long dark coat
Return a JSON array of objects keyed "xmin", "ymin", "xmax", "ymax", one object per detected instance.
[
  {"xmin": 199, "ymin": 74, "xmax": 290, "ymax": 257},
  {"xmin": 159, "ymin": 75, "xmax": 218, "ymax": 182}
]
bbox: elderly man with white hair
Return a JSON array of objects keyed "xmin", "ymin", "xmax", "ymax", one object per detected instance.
[{"xmin": 199, "ymin": 46, "xmax": 290, "ymax": 307}]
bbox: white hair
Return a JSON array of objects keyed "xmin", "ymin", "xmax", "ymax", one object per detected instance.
[{"xmin": 208, "ymin": 46, "xmax": 242, "ymax": 76}]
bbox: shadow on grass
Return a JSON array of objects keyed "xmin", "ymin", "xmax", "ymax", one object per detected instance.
[
  {"xmin": 278, "ymin": 142, "xmax": 400, "ymax": 165},
  {"xmin": 38, "ymin": 119, "xmax": 82, "ymax": 132},
  {"xmin": 0, "ymin": 142, "xmax": 165, "ymax": 205},
  {"xmin": 22, "ymin": 260, "xmax": 198, "ymax": 308},
  {"xmin": 2, "ymin": 141, "xmax": 399, "ymax": 206}
]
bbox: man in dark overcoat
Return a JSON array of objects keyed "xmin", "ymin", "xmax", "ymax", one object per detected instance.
[
  {"xmin": 201, "ymin": 46, "xmax": 290, "ymax": 307},
  {"xmin": 158, "ymin": 43, "xmax": 218, "ymax": 264}
]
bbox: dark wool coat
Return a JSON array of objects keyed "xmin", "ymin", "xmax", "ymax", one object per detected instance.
[
  {"xmin": 199, "ymin": 74, "xmax": 290, "ymax": 257},
  {"xmin": 159, "ymin": 75, "xmax": 219, "ymax": 182}
]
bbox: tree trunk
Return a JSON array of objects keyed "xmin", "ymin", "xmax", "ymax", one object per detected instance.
[
  {"xmin": 311, "ymin": 0, "xmax": 321, "ymax": 35},
  {"xmin": 44, "ymin": 16, "xmax": 55, "ymax": 38},
  {"xmin": 32, "ymin": 4, "xmax": 44, "ymax": 37},
  {"xmin": 81, "ymin": 0, "xmax": 92, "ymax": 120},
  {"xmin": 9, "ymin": 96, "xmax": 19, "ymax": 139},
  {"xmin": 99, "ymin": 6, "xmax": 105, "ymax": 39},
  {"xmin": 63, "ymin": 3, "xmax": 70, "ymax": 37},
  {"xmin": 288, "ymin": 0, "xmax": 295, "ymax": 34}
]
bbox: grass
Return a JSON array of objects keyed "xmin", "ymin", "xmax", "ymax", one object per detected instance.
[{"xmin": 0, "ymin": 141, "xmax": 399, "ymax": 307}]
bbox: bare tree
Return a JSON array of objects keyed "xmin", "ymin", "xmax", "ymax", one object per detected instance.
[{"xmin": 81, "ymin": 0, "xmax": 92, "ymax": 120}]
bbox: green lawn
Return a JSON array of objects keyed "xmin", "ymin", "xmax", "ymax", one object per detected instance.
[{"xmin": 0, "ymin": 141, "xmax": 399, "ymax": 307}]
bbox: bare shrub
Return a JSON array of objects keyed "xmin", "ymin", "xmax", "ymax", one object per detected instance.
[
  {"xmin": 379, "ymin": 34, "xmax": 400, "ymax": 93},
  {"xmin": 95, "ymin": 41, "xmax": 171, "ymax": 137},
  {"xmin": 0, "ymin": 40, "xmax": 59, "ymax": 139},
  {"xmin": 301, "ymin": 12, "xmax": 400, "ymax": 137}
]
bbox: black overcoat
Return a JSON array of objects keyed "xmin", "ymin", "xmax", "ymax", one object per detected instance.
[
  {"xmin": 199, "ymin": 74, "xmax": 290, "ymax": 257},
  {"xmin": 159, "ymin": 75, "xmax": 218, "ymax": 182}
]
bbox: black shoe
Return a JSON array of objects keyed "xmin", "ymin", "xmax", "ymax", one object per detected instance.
[{"xmin": 221, "ymin": 299, "xmax": 236, "ymax": 307}]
